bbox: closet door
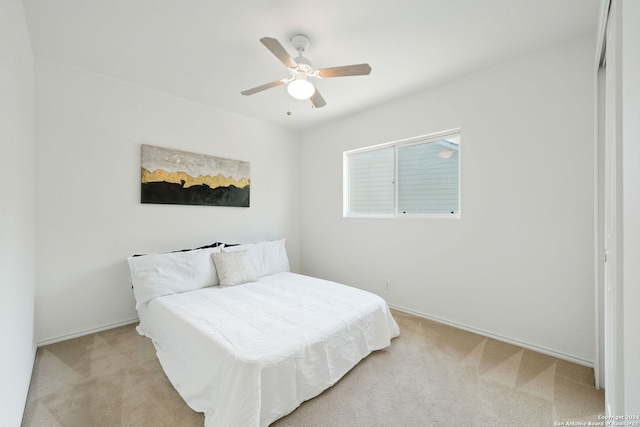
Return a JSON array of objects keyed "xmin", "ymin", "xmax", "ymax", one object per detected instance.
[{"xmin": 602, "ymin": 0, "xmax": 623, "ymax": 416}]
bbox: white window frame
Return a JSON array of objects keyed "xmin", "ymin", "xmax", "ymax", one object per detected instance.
[{"xmin": 343, "ymin": 129, "xmax": 461, "ymax": 219}]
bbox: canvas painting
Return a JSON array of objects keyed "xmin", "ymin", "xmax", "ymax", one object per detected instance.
[{"xmin": 140, "ymin": 144, "xmax": 250, "ymax": 207}]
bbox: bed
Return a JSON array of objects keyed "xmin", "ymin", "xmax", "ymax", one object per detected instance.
[{"xmin": 128, "ymin": 239, "xmax": 399, "ymax": 427}]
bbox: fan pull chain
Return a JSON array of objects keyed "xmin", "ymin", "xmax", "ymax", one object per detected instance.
[{"xmin": 286, "ymin": 87, "xmax": 293, "ymax": 116}]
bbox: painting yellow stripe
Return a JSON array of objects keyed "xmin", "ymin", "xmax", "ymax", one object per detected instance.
[{"xmin": 142, "ymin": 168, "xmax": 250, "ymax": 189}]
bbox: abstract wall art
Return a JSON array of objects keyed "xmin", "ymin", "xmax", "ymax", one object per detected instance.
[{"xmin": 140, "ymin": 144, "xmax": 250, "ymax": 207}]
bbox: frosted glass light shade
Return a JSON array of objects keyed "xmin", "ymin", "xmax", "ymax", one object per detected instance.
[{"xmin": 287, "ymin": 79, "xmax": 315, "ymax": 100}]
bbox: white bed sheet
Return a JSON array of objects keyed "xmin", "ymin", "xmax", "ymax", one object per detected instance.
[{"xmin": 139, "ymin": 272, "xmax": 399, "ymax": 427}]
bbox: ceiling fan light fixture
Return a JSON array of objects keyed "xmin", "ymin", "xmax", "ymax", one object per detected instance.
[{"xmin": 287, "ymin": 77, "xmax": 315, "ymax": 100}]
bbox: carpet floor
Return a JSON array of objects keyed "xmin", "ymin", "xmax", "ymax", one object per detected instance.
[{"xmin": 22, "ymin": 310, "xmax": 604, "ymax": 426}]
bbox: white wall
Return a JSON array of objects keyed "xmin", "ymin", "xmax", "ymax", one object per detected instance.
[
  {"xmin": 34, "ymin": 59, "xmax": 301, "ymax": 343},
  {"xmin": 0, "ymin": 0, "xmax": 36, "ymax": 425},
  {"xmin": 299, "ymin": 37, "xmax": 596, "ymax": 364}
]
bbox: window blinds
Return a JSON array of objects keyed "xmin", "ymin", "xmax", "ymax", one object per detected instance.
[
  {"xmin": 347, "ymin": 136, "xmax": 459, "ymax": 216},
  {"xmin": 397, "ymin": 141, "xmax": 459, "ymax": 214}
]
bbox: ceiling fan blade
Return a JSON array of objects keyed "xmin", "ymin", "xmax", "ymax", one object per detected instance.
[
  {"xmin": 260, "ymin": 37, "xmax": 298, "ymax": 68},
  {"xmin": 310, "ymin": 89, "xmax": 327, "ymax": 108},
  {"xmin": 240, "ymin": 79, "xmax": 288, "ymax": 96},
  {"xmin": 317, "ymin": 63, "xmax": 372, "ymax": 78}
]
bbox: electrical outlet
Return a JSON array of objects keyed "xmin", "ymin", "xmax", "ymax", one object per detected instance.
[{"xmin": 384, "ymin": 279, "xmax": 391, "ymax": 290}]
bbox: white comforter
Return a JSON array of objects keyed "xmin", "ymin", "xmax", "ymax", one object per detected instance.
[{"xmin": 139, "ymin": 272, "xmax": 400, "ymax": 427}]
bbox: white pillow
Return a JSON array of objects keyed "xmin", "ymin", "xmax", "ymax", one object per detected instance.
[
  {"xmin": 222, "ymin": 239, "xmax": 290, "ymax": 277},
  {"xmin": 128, "ymin": 245, "xmax": 221, "ymax": 308},
  {"xmin": 211, "ymin": 251, "xmax": 257, "ymax": 287}
]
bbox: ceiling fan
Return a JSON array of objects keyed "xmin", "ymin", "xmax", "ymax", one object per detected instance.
[{"xmin": 240, "ymin": 34, "xmax": 371, "ymax": 109}]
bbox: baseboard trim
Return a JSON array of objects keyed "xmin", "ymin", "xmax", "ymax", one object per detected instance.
[
  {"xmin": 35, "ymin": 308, "xmax": 593, "ymax": 367},
  {"xmin": 37, "ymin": 318, "xmax": 139, "ymax": 347},
  {"xmin": 389, "ymin": 304, "xmax": 594, "ymax": 368}
]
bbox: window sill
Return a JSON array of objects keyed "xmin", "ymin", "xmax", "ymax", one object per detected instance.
[{"xmin": 344, "ymin": 213, "xmax": 461, "ymax": 220}]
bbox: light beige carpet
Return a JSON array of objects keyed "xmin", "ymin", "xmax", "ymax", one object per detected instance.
[{"xmin": 22, "ymin": 310, "xmax": 604, "ymax": 426}]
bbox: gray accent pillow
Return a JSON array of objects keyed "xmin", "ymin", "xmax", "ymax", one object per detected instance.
[{"xmin": 211, "ymin": 251, "xmax": 258, "ymax": 287}]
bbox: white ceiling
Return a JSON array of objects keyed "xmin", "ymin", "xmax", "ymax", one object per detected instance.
[{"xmin": 22, "ymin": 0, "xmax": 599, "ymax": 131}]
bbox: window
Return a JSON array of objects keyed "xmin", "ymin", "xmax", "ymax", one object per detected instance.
[{"xmin": 344, "ymin": 130, "xmax": 460, "ymax": 217}]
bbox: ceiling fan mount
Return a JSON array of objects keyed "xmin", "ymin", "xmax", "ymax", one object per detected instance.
[
  {"xmin": 290, "ymin": 34, "xmax": 311, "ymax": 54},
  {"xmin": 241, "ymin": 34, "xmax": 372, "ymax": 108}
]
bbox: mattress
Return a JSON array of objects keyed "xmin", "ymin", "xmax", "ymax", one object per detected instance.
[{"xmin": 139, "ymin": 271, "xmax": 399, "ymax": 427}]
